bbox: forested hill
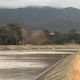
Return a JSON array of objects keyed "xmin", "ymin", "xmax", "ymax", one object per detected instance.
[{"xmin": 0, "ymin": 7, "xmax": 80, "ymax": 31}]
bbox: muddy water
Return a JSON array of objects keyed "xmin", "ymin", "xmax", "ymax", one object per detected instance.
[{"xmin": 0, "ymin": 53, "xmax": 68, "ymax": 80}]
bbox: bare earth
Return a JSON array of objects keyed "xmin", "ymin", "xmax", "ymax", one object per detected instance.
[{"xmin": 69, "ymin": 54, "xmax": 80, "ymax": 80}]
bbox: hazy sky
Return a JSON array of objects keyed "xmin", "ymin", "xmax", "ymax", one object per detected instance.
[{"xmin": 0, "ymin": 0, "xmax": 80, "ymax": 8}]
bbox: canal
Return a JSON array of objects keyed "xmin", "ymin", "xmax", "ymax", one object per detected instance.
[{"xmin": 0, "ymin": 51, "xmax": 70, "ymax": 80}]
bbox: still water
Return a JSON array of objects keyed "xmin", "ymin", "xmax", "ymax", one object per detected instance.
[{"xmin": 0, "ymin": 53, "xmax": 68, "ymax": 80}]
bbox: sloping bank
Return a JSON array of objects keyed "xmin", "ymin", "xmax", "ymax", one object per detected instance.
[{"xmin": 35, "ymin": 53, "xmax": 80, "ymax": 80}]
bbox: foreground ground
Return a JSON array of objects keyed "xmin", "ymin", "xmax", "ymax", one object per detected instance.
[{"xmin": 0, "ymin": 46, "xmax": 79, "ymax": 80}]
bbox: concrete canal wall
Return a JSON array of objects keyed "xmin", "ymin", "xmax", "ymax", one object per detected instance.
[
  {"xmin": 0, "ymin": 51, "xmax": 69, "ymax": 80},
  {"xmin": 35, "ymin": 55, "xmax": 75, "ymax": 80}
]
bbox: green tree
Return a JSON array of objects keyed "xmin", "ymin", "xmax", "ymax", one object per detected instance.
[
  {"xmin": 52, "ymin": 32, "xmax": 69, "ymax": 44},
  {"xmin": 68, "ymin": 29, "xmax": 78, "ymax": 43},
  {"xmin": 0, "ymin": 23, "xmax": 22, "ymax": 45}
]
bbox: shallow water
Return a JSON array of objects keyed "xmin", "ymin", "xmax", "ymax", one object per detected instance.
[{"xmin": 0, "ymin": 53, "xmax": 68, "ymax": 80}]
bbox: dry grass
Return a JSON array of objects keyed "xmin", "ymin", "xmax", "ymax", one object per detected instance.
[{"xmin": 0, "ymin": 44, "xmax": 79, "ymax": 50}]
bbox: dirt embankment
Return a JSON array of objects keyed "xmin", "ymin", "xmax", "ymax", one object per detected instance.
[{"xmin": 69, "ymin": 54, "xmax": 80, "ymax": 80}]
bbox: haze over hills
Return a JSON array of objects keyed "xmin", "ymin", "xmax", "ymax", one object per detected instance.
[{"xmin": 0, "ymin": 6, "xmax": 80, "ymax": 32}]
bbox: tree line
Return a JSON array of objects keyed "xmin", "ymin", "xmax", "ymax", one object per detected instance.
[
  {"xmin": 49, "ymin": 30, "xmax": 80, "ymax": 44},
  {"xmin": 0, "ymin": 23, "xmax": 80, "ymax": 45}
]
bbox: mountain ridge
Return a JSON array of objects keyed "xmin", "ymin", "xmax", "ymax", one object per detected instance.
[{"xmin": 0, "ymin": 6, "xmax": 80, "ymax": 32}]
